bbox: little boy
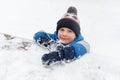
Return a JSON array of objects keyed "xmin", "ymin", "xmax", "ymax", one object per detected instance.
[{"xmin": 33, "ymin": 6, "xmax": 90, "ymax": 65}]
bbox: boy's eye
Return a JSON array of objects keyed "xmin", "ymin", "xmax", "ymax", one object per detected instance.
[
  {"xmin": 60, "ymin": 28, "xmax": 64, "ymax": 31},
  {"xmin": 68, "ymin": 30, "xmax": 73, "ymax": 33}
]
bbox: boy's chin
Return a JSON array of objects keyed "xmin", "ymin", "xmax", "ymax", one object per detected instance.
[{"xmin": 60, "ymin": 41, "xmax": 69, "ymax": 45}]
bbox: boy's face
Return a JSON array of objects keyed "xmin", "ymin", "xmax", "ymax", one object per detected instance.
[{"xmin": 58, "ymin": 27, "xmax": 76, "ymax": 44}]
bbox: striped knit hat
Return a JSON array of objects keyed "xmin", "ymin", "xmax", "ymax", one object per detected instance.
[{"xmin": 57, "ymin": 6, "xmax": 80, "ymax": 36}]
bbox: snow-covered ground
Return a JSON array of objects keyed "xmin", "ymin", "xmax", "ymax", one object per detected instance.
[{"xmin": 0, "ymin": 0, "xmax": 120, "ymax": 80}]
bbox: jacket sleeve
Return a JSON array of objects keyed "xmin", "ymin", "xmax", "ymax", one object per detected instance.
[
  {"xmin": 33, "ymin": 31, "xmax": 45, "ymax": 42},
  {"xmin": 33, "ymin": 31, "xmax": 56, "ymax": 42},
  {"xmin": 70, "ymin": 41, "xmax": 90, "ymax": 58},
  {"xmin": 33, "ymin": 31, "xmax": 61, "ymax": 51}
]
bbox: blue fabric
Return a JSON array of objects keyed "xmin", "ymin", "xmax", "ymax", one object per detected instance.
[
  {"xmin": 70, "ymin": 43, "xmax": 86, "ymax": 57},
  {"xmin": 33, "ymin": 31, "xmax": 87, "ymax": 58},
  {"xmin": 37, "ymin": 33, "xmax": 52, "ymax": 47},
  {"xmin": 33, "ymin": 31, "xmax": 46, "ymax": 41}
]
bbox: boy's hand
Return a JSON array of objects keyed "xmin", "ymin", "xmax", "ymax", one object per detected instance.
[
  {"xmin": 41, "ymin": 46, "xmax": 76, "ymax": 65},
  {"xmin": 37, "ymin": 33, "xmax": 51, "ymax": 47},
  {"xmin": 41, "ymin": 51, "xmax": 61, "ymax": 65},
  {"xmin": 36, "ymin": 33, "xmax": 63, "ymax": 51},
  {"xmin": 59, "ymin": 46, "xmax": 76, "ymax": 61}
]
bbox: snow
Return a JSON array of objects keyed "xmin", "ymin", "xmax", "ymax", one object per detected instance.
[{"xmin": 0, "ymin": 0, "xmax": 120, "ymax": 80}]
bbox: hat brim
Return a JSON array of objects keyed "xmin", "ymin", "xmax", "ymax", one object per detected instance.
[{"xmin": 57, "ymin": 18, "xmax": 80, "ymax": 36}]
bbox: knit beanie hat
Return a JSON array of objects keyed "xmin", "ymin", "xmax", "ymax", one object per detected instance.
[{"xmin": 57, "ymin": 6, "xmax": 80, "ymax": 36}]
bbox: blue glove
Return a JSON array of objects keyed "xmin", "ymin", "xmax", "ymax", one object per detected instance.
[
  {"xmin": 41, "ymin": 46, "xmax": 75, "ymax": 65},
  {"xmin": 59, "ymin": 46, "xmax": 75, "ymax": 61},
  {"xmin": 36, "ymin": 32, "xmax": 65, "ymax": 51},
  {"xmin": 37, "ymin": 33, "xmax": 52, "ymax": 47},
  {"xmin": 41, "ymin": 51, "xmax": 61, "ymax": 65}
]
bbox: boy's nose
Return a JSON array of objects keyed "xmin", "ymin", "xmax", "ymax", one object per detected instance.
[{"xmin": 62, "ymin": 31, "xmax": 67, "ymax": 36}]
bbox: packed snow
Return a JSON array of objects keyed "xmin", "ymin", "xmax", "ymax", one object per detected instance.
[{"xmin": 0, "ymin": 0, "xmax": 120, "ymax": 80}]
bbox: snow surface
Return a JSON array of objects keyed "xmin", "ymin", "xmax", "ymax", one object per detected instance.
[{"xmin": 0, "ymin": 0, "xmax": 120, "ymax": 80}]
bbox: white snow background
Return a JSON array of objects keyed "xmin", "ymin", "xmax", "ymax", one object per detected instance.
[{"xmin": 0, "ymin": 0, "xmax": 120, "ymax": 80}]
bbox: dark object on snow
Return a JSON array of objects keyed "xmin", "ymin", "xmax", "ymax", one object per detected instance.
[{"xmin": 41, "ymin": 46, "xmax": 75, "ymax": 65}]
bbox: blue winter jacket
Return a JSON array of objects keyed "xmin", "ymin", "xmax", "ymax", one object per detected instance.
[{"xmin": 34, "ymin": 31, "xmax": 90, "ymax": 58}]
